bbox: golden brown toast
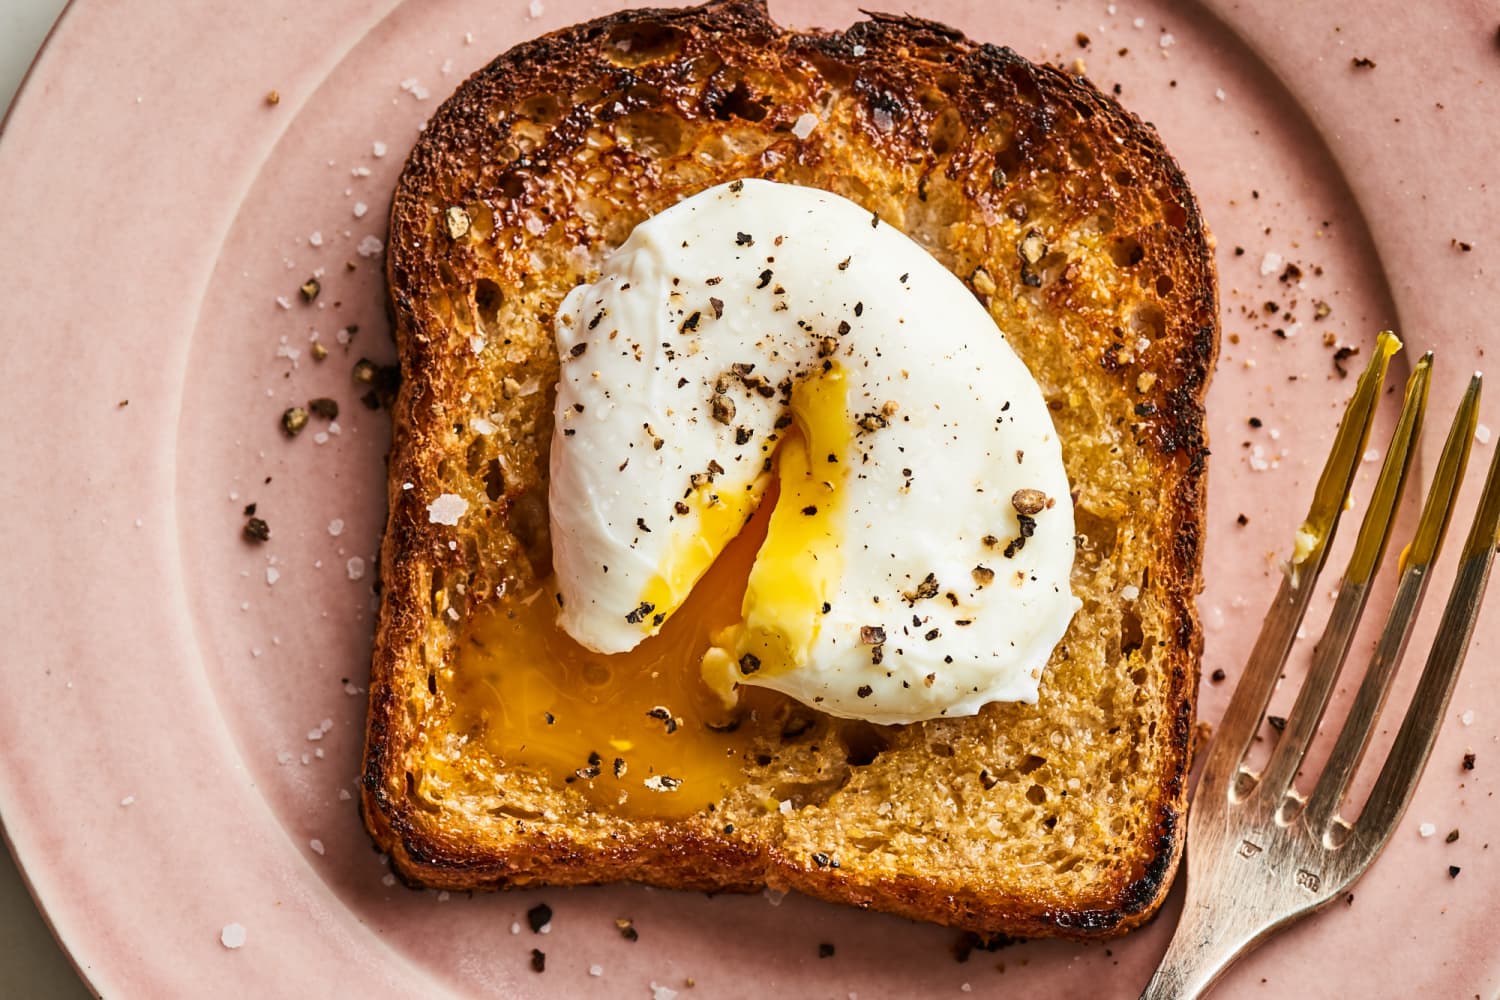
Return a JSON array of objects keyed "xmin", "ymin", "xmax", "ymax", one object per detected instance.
[{"xmin": 362, "ymin": 0, "xmax": 1217, "ymax": 938}]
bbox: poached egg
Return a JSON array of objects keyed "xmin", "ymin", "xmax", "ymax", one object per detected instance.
[{"xmin": 549, "ymin": 179, "xmax": 1079, "ymax": 725}]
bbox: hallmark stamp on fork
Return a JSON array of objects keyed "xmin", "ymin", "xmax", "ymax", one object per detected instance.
[
  {"xmin": 1295, "ymin": 869, "xmax": 1321, "ymax": 893},
  {"xmin": 1235, "ymin": 839, "xmax": 1262, "ymax": 859}
]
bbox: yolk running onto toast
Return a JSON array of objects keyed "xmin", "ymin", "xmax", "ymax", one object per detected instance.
[
  {"xmin": 447, "ymin": 485, "xmax": 786, "ymax": 819},
  {"xmin": 446, "ymin": 366, "xmax": 855, "ymax": 819}
]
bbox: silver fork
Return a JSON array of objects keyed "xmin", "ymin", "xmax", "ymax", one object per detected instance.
[{"xmin": 1141, "ymin": 332, "xmax": 1500, "ymax": 999}]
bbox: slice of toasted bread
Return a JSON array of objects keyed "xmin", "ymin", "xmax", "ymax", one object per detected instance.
[{"xmin": 362, "ymin": 0, "xmax": 1216, "ymax": 938}]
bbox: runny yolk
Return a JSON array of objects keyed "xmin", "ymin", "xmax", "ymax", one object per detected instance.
[
  {"xmin": 444, "ymin": 364, "xmax": 851, "ymax": 819},
  {"xmin": 445, "ymin": 485, "xmax": 784, "ymax": 819},
  {"xmin": 703, "ymin": 363, "xmax": 850, "ymax": 700}
]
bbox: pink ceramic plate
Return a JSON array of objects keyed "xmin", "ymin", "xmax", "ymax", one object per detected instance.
[{"xmin": 2, "ymin": 1, "xmax": 1497, "ymax": 996}]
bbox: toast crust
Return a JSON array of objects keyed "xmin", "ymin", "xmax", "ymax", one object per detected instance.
[{"xmin": 363, "ymin": 0, "xmax": 1216, "ymax": 939}]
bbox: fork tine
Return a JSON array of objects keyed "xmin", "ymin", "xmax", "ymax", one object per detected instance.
[
  {"xmin": 1303, "ymin": 374, "xmax": 1481, "ymax": 834},
  {"xmin": 1258, "ymin": 356, "xmax": 1431, "ymax": 807},
  {"xmin": 1201, "ymin": 332, "xmax": 1400, "ymax": 793},
  {"xmin": 1352, "ymin": 401, "xmax": 1500, "ymax": 846}
]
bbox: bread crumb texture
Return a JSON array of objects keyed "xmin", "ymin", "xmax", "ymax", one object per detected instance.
[{"xmin": 364, "ymin": 0, "xmax": 1216, "ymax": 938}]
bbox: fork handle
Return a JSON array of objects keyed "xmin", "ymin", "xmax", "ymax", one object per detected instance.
[{"xmin": 1139, "ymin": 894, "xmax": 1271, "ymax": 1000}]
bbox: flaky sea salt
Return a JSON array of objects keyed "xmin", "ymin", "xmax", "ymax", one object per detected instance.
[
  {"xmin": 1419, "ymin": 822, "xmax": 1436, "ymax": 838},
  {"xmin": 353, "ymin": 201, "xmax": 368, "ymax": 218},
  {"xmin": 1462, "ymin": 709, "xmax": 1475, "ymax": 726},
  {"xmin": 220, "ymin": 923, "xmax": 248, "ymax": 949},
  {"xmin": 309, "ymin": 839, "xmax": 325, "ymax": 856},
  {"xmin": 1476, "ymin": 424, "xmax": 1492, "ymax": 445},
  {"xmin": 471, "ymin": 416, "xmax": 497, "ymax": 435},
  {"xmin": 372, "ymin": 141, "xmax": 388, "ymax": 157},
  {"xmin": 650, "ymin": 984, "xmax": 678, "ymax": 1000},
  {"xmin": 347, "ymin": 556, "xmax": 366, "ymax": 581},
  {"xmin": 427, "ymin": 493, "xmax": 469, "ymax": 525},
  {"xmin": 120, "ymin": 795, "xmax": 135, "ymax": 807},
  {"xmin": 357, "ymin": 235, "xmax": 384, "ymax": 258},
  {"xmin": 791, "ymin": 113, "xmax": 819, "ymax": 139},
  {"xmin": 528, "ymin": 0, "xmax": 544, "ymax": 16},
  {"xmin": 1260, "ymin": 251, "xmax": 1283, "ymax": 276},
  {"xmin": 266, "ymin": 567, "xmax": 280, "ymax": 585},
  {"xmin": 1159, "ymin": 32, "xmax": 1175, "ymax": 48},
  {"xmin": 309, "ymin": 230, "xmax": 324, "ymax": 247},
  {"xmin": 1121, "ymin": 585, "xmax": 1140, "ymax": 601},
  {"xmin": 589, "ymin": 964, "xmax": 604, "ymax": 977},
  {"xmin": 1215, "ymin": 88, "xmax": 1227, "ymax": 101},
  {"xmin": 328, "ymin": 518, "xmax": 345, "ymax": 536},
  {"xmin": 382, "ymin": 873, "xmax": 397, "ymax": 887}
]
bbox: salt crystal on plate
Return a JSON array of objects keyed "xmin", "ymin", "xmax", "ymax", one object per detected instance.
[
  {"xmin": 589, "ymin": 964, "xmax": 603, "ymax": 977},
  {"xmin": 382, "ymin": 873, "xmax": 397, "ymax": 887},
  {"xmin": 1419, "ymin": 822, "xmax": 1436, "ymax": 838},
  {"xmin": 438, "ymin": 891, "xmax": 450, "ymax": 901},
  {"xmin": 338, "ymin": 788, "xmax": 353, "ymax": 801},
  {"xmin": 1215, "ymin": 88, "xmax": 1227, "ymax": 101},
  {"xmin": 357, "ymin": 235, "xmax": 384, "ymax": 258},
  {"xmin": 1132, "ymin": 16, "xmax": 1145, "ymax": 27},
  {"xmin": 277, "ymin": 751, "xmax": 294, "ymax": 765},
  {"xmin": 1159, "ymin": 32, "xmax": 1175, "ymax": 48},
  {"xmin": 1476, "ymin": 424, "xmax": 1491, "ymax": 445},
  {"xmin": 266, "ymin": 567, "xmax": 280, "ymax": 585},
  {"xmin": 1461, "ymin": 709, "xmax": 1475, "ymax": 726},
  {"xmin": 511, "ymin": 922, "xmax": 522, "ymax": 935},
  {"xmin": 651, "ymin": 983, "xmax": 679, "ymax": 1000},
  {"xmin": 353, "ymin": 201, "xmax": 368, "ymax": 218},
  {"xmin": 310, "ymin": 839, "xmax": 325, "ymax": 856},
  {"xmin": 428, "ymin": 493, "xmax": 469, "ymax": 525},
  {"xmin": 1260, "ymin": 251, "xmax": 1284, "ymax": 276},
  {"xmin": 347, "ymin": 556, "xmax": 366, "ymax": 581},
  {"xmin": 120, "ymin": 795, "xmax": 135, "ymax": 807},
  {"xmin": 329, "ymin": 518, "xmax": 345, "ymax": 536},
  {"xmin": 372, "ymin": 141, "xmax": 388, "ymax": 157},
  {"xmin": 309, "ymin": 231, "xmax": 323, "ymax": 247},
  {"xmin": 528, "ymin": 0, "xmax": 544, "ymax": 17},
  {"xmin": 276, "ymin": 296, "xmax": 292, "ymax": 310},
  {"xmin": 220, "ymin": 923, "xmax": 248, "ymax": 949}
]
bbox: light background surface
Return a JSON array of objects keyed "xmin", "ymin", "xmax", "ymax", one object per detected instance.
[{"xmin": 1, "ymin": 6, "xmax": 93, "ymax": 998}]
